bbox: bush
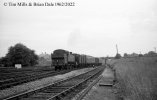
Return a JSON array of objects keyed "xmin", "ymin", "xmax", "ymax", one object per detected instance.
[
  {"xmin": 147, "ymin": 51, "xmax": 157, "ymax": 56},
  {"xmin": 139, "ymin": 54, "xmax": 143, "ymax": 57},
  {"xmin": 123, "ymin": 53, "xmax": 128, "ymax": 57}
]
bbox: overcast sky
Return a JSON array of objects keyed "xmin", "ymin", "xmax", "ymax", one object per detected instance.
[{"xmin": 0, "ymin": 0, "xmax": 157, "ymax": 57}]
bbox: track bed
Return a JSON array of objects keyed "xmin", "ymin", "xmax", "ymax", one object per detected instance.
[
  {"xmin": 0, "ymin": 67, "xmax": 87, "ymax": 90},
  {"xmin": 3, "ymin": 66, "xmax": 104, "ymax": 100}
]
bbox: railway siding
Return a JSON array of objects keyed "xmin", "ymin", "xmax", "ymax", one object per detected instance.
[{"xmin": 0, "ymin": 68, "xmax": 94, "ymax": 99}]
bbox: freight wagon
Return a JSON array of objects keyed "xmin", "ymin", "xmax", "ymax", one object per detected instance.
[
  {"xmin": 95, "ymin": 58, "xmax": 100, "ymax": 66},
  {"xmin": 86, "ymin": 56, "xmax": 95, "ymax": 67},
  {"xmin": 78, "ymin": 55, "xmax": 86, "ymax": 68}
]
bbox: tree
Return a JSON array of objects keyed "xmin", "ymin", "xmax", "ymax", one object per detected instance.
[
  {"xmin": 123, "ymin": 53, "xmax": 128, "ymax": 57},
  {"xmin": 115, "ymin": 53, "xmax": 121, "ymax": 59},
  {"xmin": 0, "ymin": 43, "xmax": 38, "ymax": 67},
  {"xmin": 139, "ymin": 54, "xmax": 143, "ymax": 57},
  {"xmin": 0, "ymin": 57, "xmax": 10, "ymax": 67},
  {"xmin": 147, "ymin": 51, "xmax": 156, "ymax": 56}
]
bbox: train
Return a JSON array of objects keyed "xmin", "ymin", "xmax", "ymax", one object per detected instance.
[{"xmin": 51, "ymin": 49, "xmax": 102, "ymax": 70}]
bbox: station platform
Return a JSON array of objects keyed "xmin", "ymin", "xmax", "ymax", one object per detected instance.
[{"xmin": 82, "ymin": 67, "xmax": 117, "ymax": 100}]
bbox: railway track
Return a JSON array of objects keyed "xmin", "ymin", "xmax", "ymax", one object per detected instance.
[
  {"xmin": 0, "ymin": 68, "xmax": 55, "ymax": 80},
  {"xmin": 3, "ymin": 66, "xmax": 104, "ymax": 100},
  {"xmin": 0, "ymin": 69, "xmax": 75, "ymax": 90}
]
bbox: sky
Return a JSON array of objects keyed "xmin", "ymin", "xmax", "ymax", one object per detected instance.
[{"xmin": 0, "ymin": 0, "xmax": 157, "ymax": 57}]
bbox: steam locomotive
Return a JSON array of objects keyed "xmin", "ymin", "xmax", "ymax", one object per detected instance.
[{"xmin": 51, "ymin": 49, "xmax": 102, "ymax": 70}]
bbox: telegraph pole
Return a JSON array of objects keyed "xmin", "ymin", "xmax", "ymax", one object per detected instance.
[
  {"xmin": 115, "ymin": 44, "xmax": 121, "ymax": 59},
  {"xmin": 154, "ymin": 47, "xmax": 156, "ymax": 53},
  {"xmin": 116, "ymin": 44, "xmax": 118, "ymax": 54}
]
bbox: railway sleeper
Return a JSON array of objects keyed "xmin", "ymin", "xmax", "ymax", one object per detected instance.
[
  {"xmin": 58, "ymin": 81, "xmax": 81, "ymax": 87},
  {"xmin": 50, "ymin": 72, "xmax": 100, "ymax": 99},
  {"xmin": 3, "ymin": 67, "xmax": 103, "ymax": 100},
  {"xmin": 42, "ymin": 89, "xmax": 67, "ymax": 93},
  {"xmin": 29, "ymin": 94, "xmax": 53, "ymax": 99}
]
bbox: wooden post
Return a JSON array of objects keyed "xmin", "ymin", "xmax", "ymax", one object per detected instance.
[{"xmin": 116, "ymin": 44, "xmax": 118, "ymax": 54}]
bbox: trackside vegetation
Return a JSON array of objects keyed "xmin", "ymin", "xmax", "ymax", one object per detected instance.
[
  {"xmin": 108, "ymin": 57, "xmax": 157, "ymax": 100},
  {"xmin": 0, "ymin": 43, "xmax": 38, "ymax": 67}
]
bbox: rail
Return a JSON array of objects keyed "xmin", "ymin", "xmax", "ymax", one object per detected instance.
[{"xmin": 3, "ymin": 67, "xmax": 103, "ymax": 100}]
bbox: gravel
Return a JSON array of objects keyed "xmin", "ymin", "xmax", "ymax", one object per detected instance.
[
  {"xmin": 0, "ymin": 68, "xmax": 94, "ymax": 99},
  {"xmin": 75, "ymin": 68, "xmax": 117, "ymax": 100}
]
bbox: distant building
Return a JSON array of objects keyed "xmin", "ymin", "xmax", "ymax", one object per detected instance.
[
  {"xmin": 38, "ymin": 52, "xmax": 51, "ymax": 61},
  {"xmin": 38, "ymin": 52, "xmax": 51, "ymax": 66}
]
